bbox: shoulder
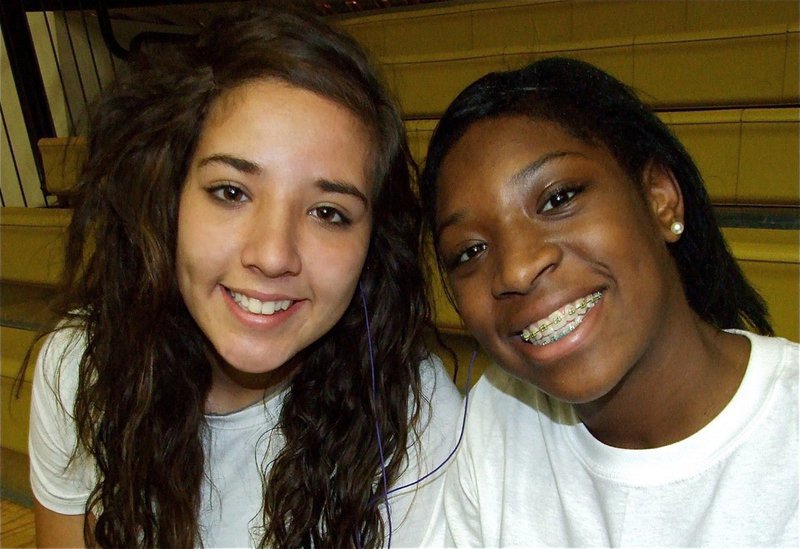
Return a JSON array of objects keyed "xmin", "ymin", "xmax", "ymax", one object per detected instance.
[
  {"xmin": 724, "ymin": 330, "xmax": 798, "ymax": 444},
  {"xmin": 730, "ymin": 329, "xmax": 798, "ymax": 384},
  {"xmin": 472, "ymin": 362, "xmax": 553, "ymax": 414},
  {"xmin": 463, "ymin": 363, "xmax": 571, "ymax": 443},
  {"xmin": 414, "ymin": 354, "xmax": 464, "ymax": 454},
  {"xmin": 33, "ymin": 321, "xmax": 89, "ymax": 406},
  {"xmin": 418, "ymin": 354, "xmax": 463, "ymax": 412},
  {"xmin": 386, "ymin": 356, "xmax": 463, "ymax": 545},
  {"xmin": 29, "ymin": 320, "xmax": 97, "ymax": 515}
]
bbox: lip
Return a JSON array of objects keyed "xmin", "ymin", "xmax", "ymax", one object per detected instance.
[
  {"xmin": 220, "ymin": 285, "xmax": 304, "ymax": 327},
  {"xmin": 508, "ymin": 289, "xmax": 605, "ymax": 363}
]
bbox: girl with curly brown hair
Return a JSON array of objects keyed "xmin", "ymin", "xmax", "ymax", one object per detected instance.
[{"xmin": 28, "ymin": 6, "xmax": 461, "ymax": 548}]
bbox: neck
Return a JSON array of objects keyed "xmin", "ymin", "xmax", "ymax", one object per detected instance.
[
  {"xmin": 205, "ymin": 355, "xmax": 298, "ymax": 415},
  {"xmin": 575, "ymin": 313, "xmax": 751, "ymax": 449}
]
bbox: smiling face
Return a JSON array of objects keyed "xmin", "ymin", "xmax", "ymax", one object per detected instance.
[
  {"xmin": 177, "ymin": 79, "xmax": 372, "ymax": 396},
  {"xmin": 436, "ymin": 116, "xmax": 685, "ymax": 404}
]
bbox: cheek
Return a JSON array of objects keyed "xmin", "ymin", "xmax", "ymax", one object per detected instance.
[
  {"xmin": 310, "ymin": 230, "xmax": 371, "ymax": 299},
  {"xmin": 175, "ymin": 208, "xmax": 195, "ymax": 288},
  {"xmin": 175, "ymin": 197, "xmax": 226, "ymax": 290},
  {"xmin": 576, "ymin": 210, "xmax": 671, "ymax": 312},
  {"xmin": 176, "ymin": 194, "xmax": 202, "ymax": 261},
  {"xmin": 451, "ymin": 277, "xmax": 490, "ymax": 331},
  {"xmin": 175, "ymin": 229, "xmax": 204, "ymax": 306},
  {"xmin": 573, "ymin": 198, "xmax": 655, "ymax": 263}
]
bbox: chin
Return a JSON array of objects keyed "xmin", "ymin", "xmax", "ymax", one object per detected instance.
[
  {"xmin": 226, "ymin": 355, "xmax": 288, "ymax": 375},
  {"xmin": 212, "ymin": 341, "xmax": 285, "ymax": 374},
  {"xmin": 544, "ymin": 373, "xmax": 623, "ymax": 406},
  {"xmin": 503, "ymin": 359, "xmax": 616, "ymax": 406}
]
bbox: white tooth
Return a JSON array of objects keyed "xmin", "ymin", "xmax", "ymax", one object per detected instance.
[
  {"xmin": 231, "ymin": 292, "xmax": 293, "ymax": 315},
  {"xmin": 549, "ymin": 309, "xmax": 567, "ymax": 330},
  {"xmin": 247, "ymin": 299, "xmax": 262, "ymax": 313}
]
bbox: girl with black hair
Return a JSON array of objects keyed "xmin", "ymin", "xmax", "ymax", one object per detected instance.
[
  {"xmin": 420, "ymin": 57, "xmax": 797, "ymax": 546},
  {"xmin": 28, "ymin": 6, "xmax": 461, "ymax": 548}
]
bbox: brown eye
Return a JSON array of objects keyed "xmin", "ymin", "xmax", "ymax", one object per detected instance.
[
  {"xmin": 541, "ymin": 186, "xmax": 580, "ymax": 213},
  {"xmin": 209, "ymin": 184, "xmax": 248, "ymax": 203},
  {"xmin": 309, "ymin": 205, "xmax": 350, "ymax": 225},
  {"xmin": 452, "ymin": 242, "xmax": 487, "ymax": 268}
]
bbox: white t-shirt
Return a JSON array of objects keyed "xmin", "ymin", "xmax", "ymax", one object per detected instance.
[
  {"xmin": 443, "ymin": 330, "xmax": 799, "ymax": 547},
  {"xmin": 29, "ymin": 326, "xmax": 464, "ymax": 548}
]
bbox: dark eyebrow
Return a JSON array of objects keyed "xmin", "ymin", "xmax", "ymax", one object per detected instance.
[
  {"xmin": 508, "ymin": 151, "xmax": 581, "ymax": 187},
  {"xmin": 196, "ymin": 155, "xmax": 367, "ymax": 204},
  {"xmin": 436, "ymin": 210, "xmax": 465, "ymax": 241},
  {"xmin": 317, "ymin": 179, "xmax": 369, "ymax": 206},
  {"xmin": 197, "ymin": 154, "xmax": 262, "ymax": 175},
  {"xmin": 436, "ymin": 150, "xmax": 582, "ymax": 239}
]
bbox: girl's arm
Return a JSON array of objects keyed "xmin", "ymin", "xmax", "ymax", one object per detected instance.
[
  {"xmin": 34, "ymin": 500, "xmax": 91, "ymax": 548},
  {"xmin": 29, "ymin": 327, "xmax": 96, "ymax": 547}
]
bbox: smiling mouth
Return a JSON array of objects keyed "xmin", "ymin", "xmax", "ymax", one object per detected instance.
[
  {"xmin": 521, "ymin": 291, "xmax": 603, "ymax": 346},
  {"xmin": 227, "ymin": 289, "xmax": 293, "ymax": 316}
]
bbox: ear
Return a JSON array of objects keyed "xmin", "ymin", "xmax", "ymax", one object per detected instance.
[{"xmin": 643, "ymin": 160, "xmax": 684, "ymax": 243}]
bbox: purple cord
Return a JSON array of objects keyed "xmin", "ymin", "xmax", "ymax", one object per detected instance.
[
  {"xmin": 359, "ymin": 282, "xmax": 393, "ymax": 548},
  {"xmin": 383, "ymin": 349, "xmax": 474, "ymax": 498},
  {"xmin": 358, "ymin": 282, "xmax": 476, "ymax": 547}
]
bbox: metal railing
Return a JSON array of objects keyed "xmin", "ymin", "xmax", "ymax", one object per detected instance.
[{"xmin": 0, "ymin": 1, "xmax": 186, "ymax": 207}]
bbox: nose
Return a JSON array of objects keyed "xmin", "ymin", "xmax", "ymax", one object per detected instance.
[
  {"xmin": 491, "ymin": 230, "xmax": 561, "ymax": 298},
  {"xmin": 240, "ymin": 207, "xmax": 302, "ymax": 278}
]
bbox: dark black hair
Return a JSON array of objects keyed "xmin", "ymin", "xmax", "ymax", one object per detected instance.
[{"xmin": 421, "ymin": 56, "xmax": 772, "ymax": 335}]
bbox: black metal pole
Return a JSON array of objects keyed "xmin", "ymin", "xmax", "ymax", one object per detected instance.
[{"xmin": 0, "ymin": 0, "xmax": 55, "ymax": 200}]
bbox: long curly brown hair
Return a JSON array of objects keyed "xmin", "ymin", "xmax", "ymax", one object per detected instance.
[{"xmin": 46, "ymin": 5, "xmax": 429, "ymax": 547}]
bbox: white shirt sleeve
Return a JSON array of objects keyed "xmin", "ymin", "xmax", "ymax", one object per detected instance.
[
  {"xmin": 387, "ymin": 354, "xmax": 464, "ymax": 548},
  {"xmin": 28, "ymin": 326, "xmax": 96, "ymax": 515}
]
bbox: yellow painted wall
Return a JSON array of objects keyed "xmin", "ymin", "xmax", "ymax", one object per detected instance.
[
  {"xmin": 339, "ymin": 0, "xmax": 799, "ymax": 57},
  {"xmin": 338, "ymin": 0, "xmax": 799, "ymax": 116}
]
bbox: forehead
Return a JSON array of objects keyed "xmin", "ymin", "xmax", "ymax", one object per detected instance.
[
  {"xmin": 434, "ymin": 115, "xmax": 635, "ymax": 222},
  {"xmin": 437, "ymin": 117, "xmax": 579, "ymax": 198},
  {"xmin": 442, "ymin": 116, "xmax": 582, "ymax": 169},
  {"xmin": 195, "ymin": 78, "xmax": 375, "ymax": 188},
  {"xmin": 204, "ymin": 78, "xmax": 370, "ymax": 140}
]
